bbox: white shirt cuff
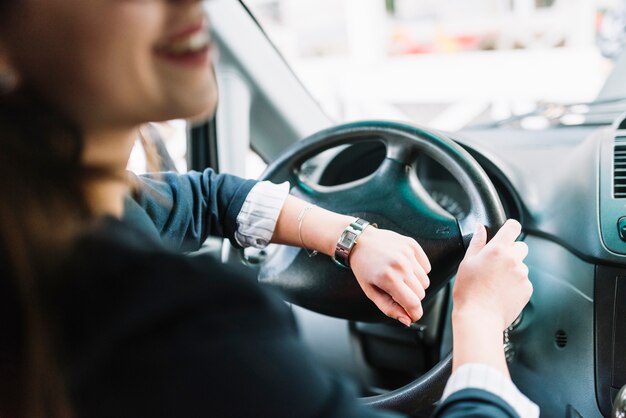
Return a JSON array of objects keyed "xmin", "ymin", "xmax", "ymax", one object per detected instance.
[
  {"xmin": 235, "ymin": 181, "xmax": 289, "ymax": 248},
  {"xmin": 442, "ymin": 363, "xmax": 539, "ymax": 418}
]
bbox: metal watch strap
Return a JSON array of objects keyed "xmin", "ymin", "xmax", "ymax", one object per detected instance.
[{"xmin": 333, "ymin": 218, "xmax": 376, "ymax": 268}]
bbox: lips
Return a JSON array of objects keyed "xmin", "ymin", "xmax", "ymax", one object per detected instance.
[
  {"xmin": 156, "ymin": 20, "xmax": 212, "ymax": 57},
  {"xmin": 155, "ymin": 30, "xmax": 211, "ymax": 55}
]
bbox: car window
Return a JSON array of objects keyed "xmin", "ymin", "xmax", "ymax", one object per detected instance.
[
  {"xmin": 127, "ymin": 120, "xmax": 188, "ymax": 174},
  {"xmin": 244, "ymin": 0, "xmax": 618, "ymax": 131}
]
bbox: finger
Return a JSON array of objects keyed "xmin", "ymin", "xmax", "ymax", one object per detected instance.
[
  {"xmin": 410, "ymin": 240, "xmax": 432, "ymax": 273},
  {"xmin": 465, "ymin": 224, "xmax": 487, "ymax": 258},
  {"xmin": 489, "ymin": 219, "xmax": 522, "ymax": 246},
  {"xmin": 378, "ymin": 278, "xmax": 424, "ymax": 322},
  {"xmin": 364, "ymin": 286, "xmax": 412, "ymax": 326},
  {"xmin": 517, "ymin": 262, "xmax": 529, "ymax": 278},
  {"xmin": 410, "ymin": 258, "xmax": 430, "ymax": 289},
  {"xmin": 404, "ymin": 273, "xmax": 427, "ymax": 300},
  {"xmin": 512, "ymin": 241, "xmax": 529, "ymax": 261}
]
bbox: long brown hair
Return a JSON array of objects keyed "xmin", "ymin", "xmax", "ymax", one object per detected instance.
[
  {"xmin": 0, "ymin": 2, "xmax": 171, "ymax": 416},
  {"xmin": 0, "ymin": 89, "xmax": 166, "ymax": 417},
  {"xmin": 0, "ymin": 83, "xmax": 92, "ymax": 417}
]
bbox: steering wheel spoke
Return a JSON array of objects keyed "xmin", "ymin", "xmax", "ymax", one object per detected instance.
[
  {"xmin": 290, "ymin": 176, "xmax": 365, "ymax": 209},
  {"xmin": 249, "ymin": 120, "xmax": 506, "ymax": 413},
  {"xmin": 259, "ymin": 120, "xmax": 504, "ymax": 317}
]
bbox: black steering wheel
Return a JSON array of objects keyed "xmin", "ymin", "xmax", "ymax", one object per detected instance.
[{"xmin": 255, "ymin": 120, "xmax": 506, "ymax": 415}]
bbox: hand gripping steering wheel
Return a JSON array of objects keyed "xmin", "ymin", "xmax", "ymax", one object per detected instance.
[{"xmin": 255, "ymin": 120, "xmax": 506, "ymax": 414}]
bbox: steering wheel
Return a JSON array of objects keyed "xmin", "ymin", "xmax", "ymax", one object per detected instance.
[{"xmin": 255, "ymin": 120, "xmax": 506, "ymax": 415}]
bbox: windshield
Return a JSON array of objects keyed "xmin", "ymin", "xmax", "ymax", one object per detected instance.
[{"xmin": 244, "ymin": 0, "xmax": 622, "ymax": 131}]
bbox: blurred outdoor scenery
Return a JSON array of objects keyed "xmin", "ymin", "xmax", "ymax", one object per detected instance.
[
  {"xmin": 246, "ymin": 0, "xmax": 624, "ymax": 131},
  {"xmin": 130, "ymin": 1, "xmax": 626, "ymax": 175}
]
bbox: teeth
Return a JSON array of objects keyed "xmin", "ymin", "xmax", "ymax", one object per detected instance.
[{"xmin": 159, "ymin": 31, "xmax": 210, "ymax": 54}]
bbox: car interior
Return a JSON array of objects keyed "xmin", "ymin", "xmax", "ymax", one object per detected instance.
[{"xmin": 146, "ymin": 1, "xmax": 626, "ymax": 417}]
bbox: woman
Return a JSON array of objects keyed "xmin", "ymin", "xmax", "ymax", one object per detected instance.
[{"xmin": 0, "ymin": 0, "xmax": 536, "ymax": 417}]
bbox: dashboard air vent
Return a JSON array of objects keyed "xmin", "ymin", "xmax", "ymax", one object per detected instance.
[
  {"xmin": 615, "ymin": 138, "xmax": 626, "ymax": 198},
  {"xmin": 554, "ymin": 329, "xmax": 568, "ymax": 349}
]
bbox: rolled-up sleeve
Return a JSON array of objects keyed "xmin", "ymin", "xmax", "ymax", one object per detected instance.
[
  {"xmin": 133, "ymin": 169, "xmax": 257, "ymax": 251},
  {"xmin": 235, "ymin": 181, "xmax": 290, "ymax": 248},
  {"xmin": 434, "ymin": 364, "xmax": 539, "ymax": 418}
]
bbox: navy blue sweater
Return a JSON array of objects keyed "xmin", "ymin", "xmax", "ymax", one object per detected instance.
[
  {"xmin": 79, "ymin": 169, "xmax": 522, "ymax": 418},
  {"xmin": 127, "ymin": 169, "xmax": 257, "ymax": 251}
]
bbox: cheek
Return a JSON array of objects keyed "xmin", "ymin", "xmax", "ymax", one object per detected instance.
[
  {"xmin": 160, "ymin": 65, "xmax": 219, "ymax": 120},
  {"xmin": 9, "ymin": 1, "xmax": 166, "ymax": 125},
  {"xmin": 65, "ymin": 13, "xmax": 165, "ymax": 121},
  {"xmin": 45, "ymin": 37, "xmax": 156, "ymax": 127},
  {"xmin": 9, "ymin": 0, "xmax": 219, "ymax": 125}
]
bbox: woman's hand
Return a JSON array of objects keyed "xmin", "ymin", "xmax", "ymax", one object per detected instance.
[
  {"xmin": 349, "ymin": 227, "xmax": 431, "ymax": 326},
  {"xmin": 450, "ymin": 219, "xmax": 532, "ymax": 376},
  {"xmin": 453, "ymin": 219, "xmax": 532, "ymax": 331},
  {"xmin": 271, "ymin": 197, "xmax": 431, "ymax": 325}
]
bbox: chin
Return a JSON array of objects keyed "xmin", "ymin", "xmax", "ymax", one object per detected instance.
[
  {"xmin": 177, "ymin": 83, "xmax": 218, "ymax": 121},
  {"xmin": 186, "ymin": 106, "xmax": 218, "ymax": 124},
  {"xmin": 157, "ymin": 93, "xmax": 217, "ymax": 123},
  {"xmin": 184, "ymin": 96, "xmax": 218, "ymax": 122}
]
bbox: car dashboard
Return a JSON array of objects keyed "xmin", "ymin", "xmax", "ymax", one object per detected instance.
[{"xmin": 291, "ymin": 120, "xmax": 626, "ymax": 418}]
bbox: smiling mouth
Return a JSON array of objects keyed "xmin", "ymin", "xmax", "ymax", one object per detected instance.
[{"xmin": 155, "ymin": 30, "xmax": 212, "ymax": 56}]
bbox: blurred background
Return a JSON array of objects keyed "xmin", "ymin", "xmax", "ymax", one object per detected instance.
[
  {"xmin": 130, "ymin": 1, "xmax": 626, "ymax": 175},
  {"xmin": 245, "ymin": 0, "xmax": 624, "ymax": 131}
]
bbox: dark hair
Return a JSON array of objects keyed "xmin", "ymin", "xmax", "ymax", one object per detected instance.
[
  {"xmin": 0, "ymin": 85, "xmax": 92, "ymax": 417},
  {"xmin": 0, "ymin": 87, "xmax": 164, "ymax": 417},
  {"xmin": 0, "ymin": 4, "xmax": 165, "ymax": 416}
]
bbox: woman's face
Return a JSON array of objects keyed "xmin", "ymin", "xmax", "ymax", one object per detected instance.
[{"xmin": 1, "ymin": 0, "xmax": 217, "ymax": 132}]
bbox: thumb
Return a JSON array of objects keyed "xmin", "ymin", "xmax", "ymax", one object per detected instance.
[{"xmin": 465, "ymin": 224, "xmax": 487, "ymax": 258}]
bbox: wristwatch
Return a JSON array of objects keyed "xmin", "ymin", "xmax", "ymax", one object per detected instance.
[{"xmin": 333, "ymin": 218, "xmax": 376, "ymax": 268}]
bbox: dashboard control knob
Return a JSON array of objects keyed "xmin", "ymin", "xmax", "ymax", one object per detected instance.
[{"xmin": 618, "ymin": 217, "xmax": 626, "ymax": 242}]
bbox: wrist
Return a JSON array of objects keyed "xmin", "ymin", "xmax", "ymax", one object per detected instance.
[
  {"xmin": 451, "ymin": 307, "xmax": 509, "ymax": 376},
  {"xmin": 297, "ymin": 207, "xmax": 375, "ymax": 261},
  {"xmin": 346, "ymin": 224, "xmax": 375, "ymax": 265},
  {"xmin": 300, "ymin": 207, "xmax": 352, "ymax": 257},
  {"xmin": 332, "ymin": 218, "xmax": 377, "ymax": 268},
  {"xmin": 324, "ymin": 215, "xmax": 355, "ymax": 256},
  {"xmin": 452, "ymin": 306, "xmax": 506, "ymax": 332}
]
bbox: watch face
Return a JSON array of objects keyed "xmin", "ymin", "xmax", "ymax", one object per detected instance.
[{"xmin": 340, "ymin": 231, "xmax": 356, "ymax": 246}]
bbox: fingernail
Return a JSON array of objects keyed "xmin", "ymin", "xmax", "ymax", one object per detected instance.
[{"xmin": 398, "ymin": 317, "xmax": 412, "ymax": 327}]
